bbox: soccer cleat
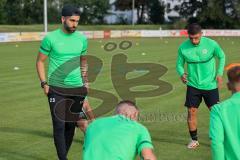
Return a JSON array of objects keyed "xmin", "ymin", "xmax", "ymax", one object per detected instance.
[{"xmin": 187, "ymin": 140, "xmax": 199, "ymax": 149}]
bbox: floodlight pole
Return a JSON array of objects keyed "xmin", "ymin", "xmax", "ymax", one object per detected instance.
[
  {"xmin": 44, "ymin": 0, "xmax": 48, "ymax": 33},
  {"xmin": 132, "ymin": 0, "xmax": 135, "ymax": 26}
]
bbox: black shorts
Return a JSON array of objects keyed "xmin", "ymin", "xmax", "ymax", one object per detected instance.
[
  {"xmin": 185, "ymin": 86, "xmax": 219, "ymax": 108},
  {"xmin": 47, "ymin": 86, "xmax": 88, "ymax": 122}
]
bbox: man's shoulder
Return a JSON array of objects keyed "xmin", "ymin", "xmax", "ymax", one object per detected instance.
[
  {"xmin": 179, "ymin": 39, "xmax": 191, "ymax": 49},
  {"xmin": 43, "ymin": 29, "xmax": 60, "ymax": 40},
  {"xmin": 136, "ymin": 122, "xmax": 149, "ymax": 133},
  {"xmin": 88, "ymin": 115, "xmax": 117, "ymax": 126},
  {"xmin": 202, "ymin": 37, "xmax": 217, "ymax": 45},
  {"xmin": 75, "ymin": 31, "xmax": 87, "ymax": 40},
  {"xmin": 89, "ymin": 115, "xmax": 146, "ymax": 128},
  {"xmin": 91, "ymin": 116, "xmax": 112, "ymax": 123}
]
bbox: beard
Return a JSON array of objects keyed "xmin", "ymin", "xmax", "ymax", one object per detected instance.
[{"xmin": 64, "ymin": 22, "xmax": 76, "ymax": 33}]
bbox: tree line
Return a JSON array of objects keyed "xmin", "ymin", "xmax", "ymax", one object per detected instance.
[{"xmin": 0, "ymin": 0, "xmax": 239, "ymax": 28}]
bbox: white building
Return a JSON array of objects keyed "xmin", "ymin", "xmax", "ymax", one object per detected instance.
[
  {"xmin": 104, "ymin": 0, "xmax": 184, "ymax": 24},
  {"xmin": 104, "ymin": 0, "xmax": 138, "ymax": 24},
  {"xmin": 162, "ymin": 0, "xmax": 183, "ymax": 21}
]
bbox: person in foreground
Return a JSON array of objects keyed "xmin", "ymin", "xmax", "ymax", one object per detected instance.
[
  {"xmin": 176, "ymin": 23, "xmax": 225, "ymax": 149},
  {"xmin": 209, "ymin": 65, "xmax": 240, "ymax": 160},
  {"xmin": 83, "ymin": 100, "xmax": 157, "ymax": 160}
]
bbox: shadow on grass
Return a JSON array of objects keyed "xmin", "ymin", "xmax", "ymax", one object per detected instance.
[
  {"xmin": 0, "ymin": 150, "xmax": 47, "ymax": 160},
  {"xmin": 0, "ymin": 127, "xmax": 83, "ymax": 144},
  {"xmin": 151, "ymin": 130, "xmax": 210, "ymax": 148}
]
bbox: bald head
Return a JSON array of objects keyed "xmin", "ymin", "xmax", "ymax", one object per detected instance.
[{"xmin": 115, "ymin": 100, "xmax": 139, "ymax": 120}]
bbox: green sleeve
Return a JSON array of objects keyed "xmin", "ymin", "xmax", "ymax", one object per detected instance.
[
  {"xmin": 214, "ymin": 42, "xmax": 225, "ymax": 76},
  {"xmin": 39, "ymin": 36, "xmax": 51, "ymax": 56},
  {"xmin": 137, "ymin": 126, "xmax": 153, "ymax": 156},
  {"xmin": 81, "ymin": 36, "xmax": 88, "ymax": 56},
  {"xmin": 176, "ymin": 47, "xmax": 185, "ymax": 77},
  {"xmin": 209, "ymin": 105, "xmax": 225, "ymax": 160}
]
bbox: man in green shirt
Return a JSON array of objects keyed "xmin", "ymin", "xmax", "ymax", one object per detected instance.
[
  {"xmin": 210, "ymin": 65, "xmax": 240, "ymax": 160},
  {"xmin": 83, "ymin": 100, "xmax": 156, "ymax": 160},
  {"xmin": 36, "ymin": 5, "xmax": 94, "ymax": 160},
  {"xmin": 176, "ymin": 23, "xmax": 225, "ymax": 149}
]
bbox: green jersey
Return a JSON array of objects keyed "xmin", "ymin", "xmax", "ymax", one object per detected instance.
[
  {"xmin": 209, "ymin": 92, "xmax": 240, "ymax": 160},
  {"xmin": 176, "ymin": 37, "xmax": 225, "ymax": 90},
  {"xmin": 39, "ymin": 29, "xmax": 88, "ymax": 88},
  {"xmin": 83, "ymin": 115, "xmax": 154, "ymax": 160}
]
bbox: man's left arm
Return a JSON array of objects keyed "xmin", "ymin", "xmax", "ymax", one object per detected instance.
[
  {"xmin": 137, "ymin": 127, "xmax": 155, "ymax": 160},
  {"xmin": 81, "ymin": 56, "xmax": 89, "ymax": 89},
  {"xmin": 80, "ymin": 36, "xmax": 89, "ymax": 89},
  {"xmin": 80, "ymin": 37, "xmax": 95, "ymax": 122},
  {"xmin": 214, "ymin": 42, "xmax": 226, "ymax": 87}
]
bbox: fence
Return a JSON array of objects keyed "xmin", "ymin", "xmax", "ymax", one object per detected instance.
[{"xmin": 1, "ymin": 30, "xmax": 240, "ymax": 42}]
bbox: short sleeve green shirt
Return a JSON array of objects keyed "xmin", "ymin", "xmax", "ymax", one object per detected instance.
[
  {"xmin": 83, "ymin": 115, "xmax": 154, "ymax": 160},
  {"xmin": 39, "ymin": 29, "xmax": 88, "ymax": 88}
]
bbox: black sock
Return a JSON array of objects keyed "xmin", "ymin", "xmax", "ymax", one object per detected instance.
[{"xmin": 189, "ymin": 129, "xmax": 198, "ymax": 141}]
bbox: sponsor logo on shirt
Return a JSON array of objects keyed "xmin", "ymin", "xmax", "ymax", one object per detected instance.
[{"xmin": 202, "ymin": 49, "xmax": 208, "ymax": 54}]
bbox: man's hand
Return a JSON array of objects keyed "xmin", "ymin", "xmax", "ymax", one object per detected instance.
[
  {"xmin": 83, "ymin": 100, "xmax": 95, "ymax": 121},
  {"xmin": 77, "ymin": 100, "xmax": 95, "ymax": 133},
  {"xmin": 181, "ymin": 73, "xmax": 188, "ymax": 84},
  {"xmin": 43, "ymin": 85, "xmax": 49, "ymax": 96},
  {"xmin": 216, "ymin": 76, "xmax": 223, "ymax": 89}
]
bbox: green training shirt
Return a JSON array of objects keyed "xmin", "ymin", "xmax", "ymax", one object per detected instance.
[
  {"xmin": 176, "ymin": 37, "xmax": 225, "ymax": 90},
  {"xmin": 39, "ymin": 28, "xmax": 88, "ymax": 88},
  {"xmin": 83, "ymin": 115, "xmax": 154, "ymax": 160},
  {"xmin": 209, "ymin": 92, "xmax": 240, "ymax": 160}
]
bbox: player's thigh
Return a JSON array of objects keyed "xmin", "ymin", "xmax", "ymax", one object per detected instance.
[
  {"xmin": 47, "ymin": 87, "xmax": 65, "ymax": 116},
  {"xmin": 203, "ymin": 88, "xmax": 219, "ymax": 108},
  {"xmin": 185, "ymin": 86, "xmax": 202, "ymax": 108}
]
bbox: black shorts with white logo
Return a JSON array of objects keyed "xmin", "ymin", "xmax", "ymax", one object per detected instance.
[
  {"xmin": 185, "ymin": 85, "xmax": 219, "ymax": 108},
  {"xmin": 47, "ymin": 86, "xmax": 88, "ymax": 122}
]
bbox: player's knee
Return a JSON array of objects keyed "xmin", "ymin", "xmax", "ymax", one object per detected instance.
[{"xmin": 188, "ymin": 108, "xmax": 197, "ymax": 114}]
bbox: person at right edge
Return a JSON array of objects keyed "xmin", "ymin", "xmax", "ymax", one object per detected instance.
[
  {"xmin": 176, "ymin": 23, "xmax": 225, "ymax": 149},
  {"xmin": 210, "ymin": 65, "xmax": 240, "ymax": 160}
]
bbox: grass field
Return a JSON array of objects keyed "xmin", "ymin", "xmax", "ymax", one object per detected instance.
[{"xmin": 0, "ymin": 37, "xmax": 239, "ymax": 160}]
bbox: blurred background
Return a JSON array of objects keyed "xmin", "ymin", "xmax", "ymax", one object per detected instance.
[{"xmin": 1, "ymin": 0, "xmax": 240, "ymax": 32}]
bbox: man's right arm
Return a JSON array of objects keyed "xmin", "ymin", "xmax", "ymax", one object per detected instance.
[
  {"xmin": 36, "ymin": 36, "xmax": 51, "ymax": 95},
  {"xmin": 36, "ymin": 52, "xmax": 49, "ymax": 95},
  {"xmin": 176, "ymin": 48, "xmax": 185, "ymax": 76},
  {"xmin": 176, "ymin": 48, "xmax": 187, "ymax": 84}
]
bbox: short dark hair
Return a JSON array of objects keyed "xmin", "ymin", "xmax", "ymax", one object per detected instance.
[
  {"xmin": 187, "ymin": 23, "xmax": 202, "ymax": 35},
  {"xmin": 62, "ymin": 4, "xmax": 80, "ymax": 17},
  {"xmin": 227, "ymin": 66, "xmax": 240, "ymax": 83},
  {"xmin": 116, "ymin": 100, "xmax": 138, "ymax": 110}
]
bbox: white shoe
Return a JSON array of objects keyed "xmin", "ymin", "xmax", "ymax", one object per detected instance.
[{"xmin": 187, "ymin": 140, "xmax": 199, "ymax": 149}]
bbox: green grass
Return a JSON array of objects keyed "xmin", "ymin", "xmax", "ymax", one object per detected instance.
[
  {"xmin": 0, "ymin": 37, "xmax": 239, "ymax": 160},
  {"xmin": 0, "ymin": 24, "xmax": 168, "ymax": 32}
]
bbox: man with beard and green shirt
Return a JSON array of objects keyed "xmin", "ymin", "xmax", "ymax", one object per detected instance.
[{"xmin": 36, "ymin": 5, "xmax": 94, "ymax": 160}]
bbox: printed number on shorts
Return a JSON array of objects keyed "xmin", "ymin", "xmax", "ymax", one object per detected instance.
[{"xmin": 49, "ymin": 98, "xmax": 55, "ymax": 103}]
